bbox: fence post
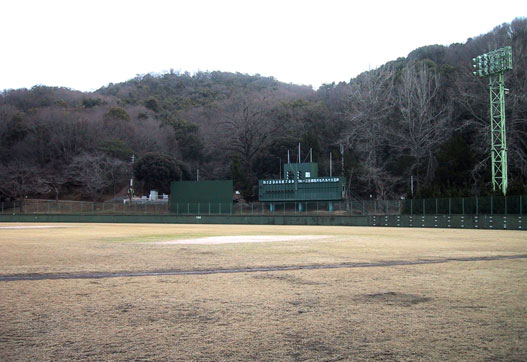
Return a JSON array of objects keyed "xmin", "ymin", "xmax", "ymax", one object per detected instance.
[
  {"xmin": 462, "ymin": 198, "xmax": 465, "ymax": 215},
  {"xmin": 505, "ymin": 196, "xmax": 507, "ymax": 215},
  {"xmin": 435, "ymin": 198, "xmax": 438, "ymax": 215},
  {"xmin": 423, "ymin": 199, "xmax": 425, "ymax": 216},
  {"xmin": 410, "ymin": 199, "xmax": 413, "ymax": 215},
  {"xmin": 491, "ymin": 196, "xmax": 493, "ymax": 215},
  {"xmin": 476, "ymin": 196, "xmax": 479, "ymax": 215},
  {"xmin": 448, "ymin": 198, "xmax": 451, "ymax": 215},
  {"xmin": 520, "ymin": 196, "xmax": 523, "ymax": 216},
  {"xmin": 2, "ymin": 202, "xmax": 3, "ymax": 214}
]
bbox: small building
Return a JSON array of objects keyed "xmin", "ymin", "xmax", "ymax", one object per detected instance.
[{"xmin": 170, "ymin": 180, "xmax": 233, "ymax": 214}]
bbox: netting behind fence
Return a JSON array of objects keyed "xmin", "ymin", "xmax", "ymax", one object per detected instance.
[{"xmin": 1, "ymin": 195, "xmax": 525, "ymax": 216}]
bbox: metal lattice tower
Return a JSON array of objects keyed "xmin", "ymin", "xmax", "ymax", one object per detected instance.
[
  {"xmin": 473, "ymin": 46, "xmax": 513, "ymax": 195},
  {"xmin": 489, "ymin": 73, "xmax": 507, "ymax": 195}
]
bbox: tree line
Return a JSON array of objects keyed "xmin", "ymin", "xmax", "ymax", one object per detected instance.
[{"xmin": 1, "ymin": 18, "xmax": 526, "ymax": 205}]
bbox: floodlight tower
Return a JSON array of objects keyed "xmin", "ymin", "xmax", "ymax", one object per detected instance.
[{"xmin": 472, "ymin": 46, "xmax": 513, "ymax": 195}]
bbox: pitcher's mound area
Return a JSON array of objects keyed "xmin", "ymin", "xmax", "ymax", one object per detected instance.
[{"xmin": 151, "ymin": 235, "xmax": 329, "ymax": 245}]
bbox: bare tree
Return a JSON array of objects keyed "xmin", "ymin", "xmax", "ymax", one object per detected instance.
[
  {"xmin": 67, "ymin": 153, "xmax": 113, "ymax": 201},
  {"xmin": 106, "ymin": 157, "xmax": 130, "ymax": 197},
  {"xmin": 215, "ymin": 91, "xmax": 284, "ymax": 170},
  {"xmin": 342, "ymin": 67, "xmax": 399, "ymax": 198},
  {"xmin": 506, "ymin": 19, "xmax": 527, "ymax": 185},
  {"xmin": 452, "ymin": 19, "xmax": 527, "ymax": 190},
  {"xmin": 0, "ymin": 162, "xmax": 48, "ymax": 212},
  {"xmin": 391, "ymin": 64, "xmax": 454, "ymax": 186},
  {"xmin": 40, "ymin": 164, "xmax": 69, "ymax": 203}
]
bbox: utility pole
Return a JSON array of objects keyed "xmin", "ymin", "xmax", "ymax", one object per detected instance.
[
  {"xmin": 298, "ymin": 143, "xmax": 301, "ymax": 163},
  {"xmin": 330, "ymin": 152, "xmax": 332, "ymax": 177},
  {"xmin": 472, "ymin": 46, "xmax": 513, "ymax": 195},
  {"xmin": 128, "ymin": 154, "xmax": 135, "ymax": 202},
  {"xmin": 339, "ymin": 143, "xmax": 344, "ymax": 176}
]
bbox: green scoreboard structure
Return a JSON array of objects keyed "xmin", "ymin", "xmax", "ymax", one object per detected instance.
[
  {"xmin": 169, "ymin": 162, "xmax": 345, "ymax": 214},
  {"xmin": 258, "ymin": 162, "xmax": 346, "ymax": 212}
]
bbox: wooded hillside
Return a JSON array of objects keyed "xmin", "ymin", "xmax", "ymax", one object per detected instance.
[{"xmin": 1, "ymin": 18, "xmax": 526, "ymax": 202}]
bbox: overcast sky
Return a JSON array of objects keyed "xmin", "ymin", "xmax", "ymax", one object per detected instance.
[{"xmin": 1, "ymin": 0, "xmax": 524, "ymax": 92}]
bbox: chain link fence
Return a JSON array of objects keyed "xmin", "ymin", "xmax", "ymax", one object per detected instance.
[
  {"xmin": 1, "ymin": 199, "xmax": 171, "ymax": 215},
  {"xmin": 1, "ymin": 195, "xmax": 525, "ymax": 216},
  {"xmin": 401, "ymin": 195, "xmax": 526, "ymax": 215}
]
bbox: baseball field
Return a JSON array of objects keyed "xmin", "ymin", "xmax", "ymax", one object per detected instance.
[{"xmin": 1, "ymin": 223, "xmax": 526, "ymax": 361}]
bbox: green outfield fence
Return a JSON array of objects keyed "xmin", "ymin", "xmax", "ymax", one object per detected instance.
[
  {"xmin": 1, "ymin": 196, "xmax": 526, "ymax": 229},
  {"xmin": 1, "ymin": 195, "xmax": 526, "ymax": 216}
]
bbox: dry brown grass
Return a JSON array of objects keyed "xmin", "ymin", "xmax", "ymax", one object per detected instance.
[
  {"xmin": 1, "ymin": 223, "xmax": 526, "ymax": 361},
  {"xmin": 1, "ymin": 223, "xmax": 526, "ymax": 275}
]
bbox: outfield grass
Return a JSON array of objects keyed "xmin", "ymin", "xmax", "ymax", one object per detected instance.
[
  {"xmin": 1, "ymin": 223, "xmax": 526, "ymax": 275},
  {"xmin": 1, "ymin": 223, "xmax": 526, "ymax": 361}
]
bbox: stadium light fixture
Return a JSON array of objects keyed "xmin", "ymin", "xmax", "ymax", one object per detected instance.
[{"xmin": 472, "ymin": 46, "xmax": 513, "ymax": 195}]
